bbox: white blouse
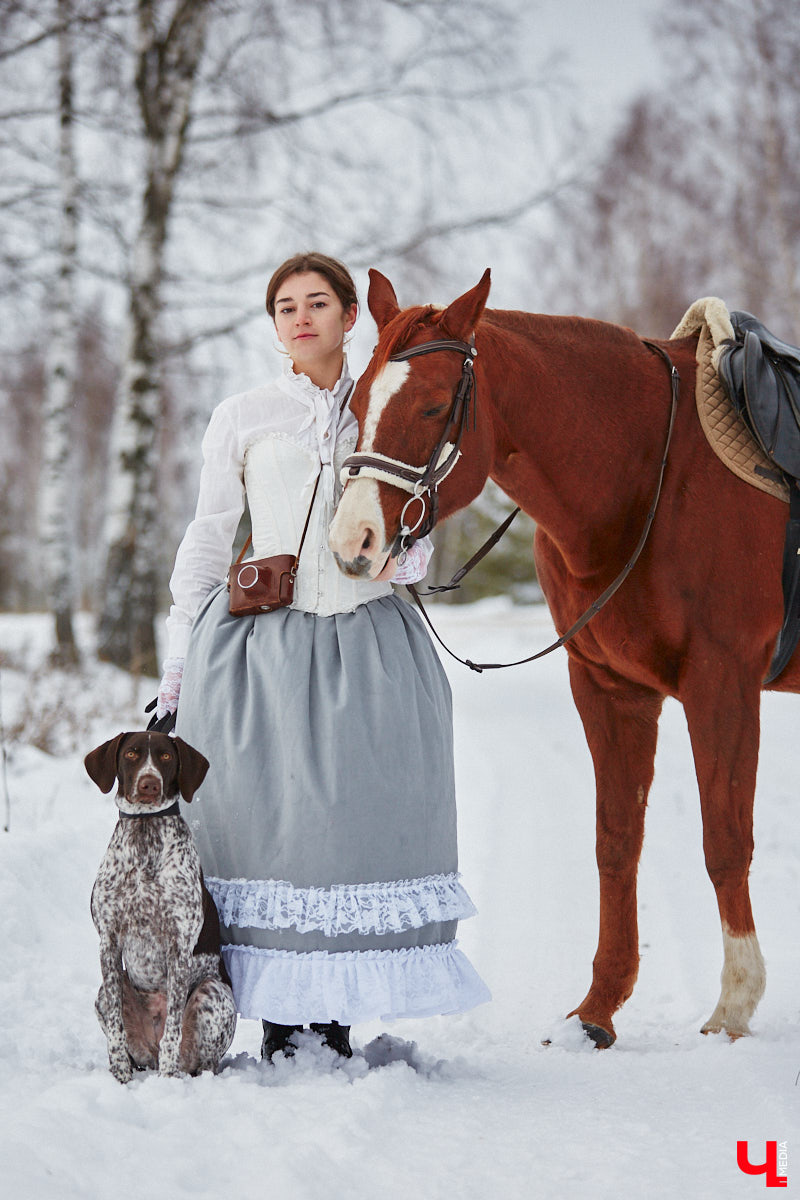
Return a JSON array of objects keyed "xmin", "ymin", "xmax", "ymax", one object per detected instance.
[{"xmin": 165, "ymin": 361, "xmax": 432, "ymax": 661}]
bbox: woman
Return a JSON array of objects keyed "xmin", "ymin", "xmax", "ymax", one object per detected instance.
[{"xmin": 157, "ymin": 252, "xmax": 489, "ymax": 1061}]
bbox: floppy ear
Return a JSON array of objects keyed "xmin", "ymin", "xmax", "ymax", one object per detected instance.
[
  {"xmin": 173, "ymin": 737, "xmax": 209, "ymax": 803},
  {"xmin": 439, "ymin": 269, "xmax": 491, "ymax": 340},
  {"xmin": 84, "ymin": 733, "xmax": 128, "ymax": 794},
  {"xmin": 367, "ymin": 269, "xmax": 401, "ymax": 331}
]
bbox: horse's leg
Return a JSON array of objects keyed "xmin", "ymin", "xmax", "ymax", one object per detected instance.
[
  {"xmin": 563, "ymin": 662, "xmax": 662, "ymax": 1046},
  {"xmin": 566, "ymin": 658, "xmax": 663, "ymax": 1047},
  {"xmin": 681, "ymin": 666, "xmax": 765, "ymax": 1038}
]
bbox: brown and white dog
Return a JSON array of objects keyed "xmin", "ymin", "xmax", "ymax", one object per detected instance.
[{"xmin": 85, "ymin": 731, "xmax": 236, "ymax": 1083}]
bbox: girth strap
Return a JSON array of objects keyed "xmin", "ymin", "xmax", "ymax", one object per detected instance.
[{"xmin": 765, "ymin": 480, "xmax": 800, "ymax": 683}]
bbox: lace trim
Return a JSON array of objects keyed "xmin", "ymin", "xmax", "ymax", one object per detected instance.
[
  {"xmin": 206, "ymin": 872, "xmax": 477, "ymax": 936},
  {"xmin": 223, "ymin": 939, "xmax": 491, "ymax": 1024}
]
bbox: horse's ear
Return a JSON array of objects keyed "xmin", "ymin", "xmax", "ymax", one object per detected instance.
[
  {"xmin": 368, "ymin": 269, "xmax": 401, "ymax": 331},
  {"xmin": 440, "ymin": 269, "xmax": 491, "ymax": 340}
]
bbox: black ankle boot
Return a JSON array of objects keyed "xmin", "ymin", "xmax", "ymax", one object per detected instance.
[
  {"xmin": 261, "ymin": 1021, "xmax": 303, "ymax": 1061},
  {"xmin": 309, "ymin": 1020, "xmax": 353, "ymax": 1058}
]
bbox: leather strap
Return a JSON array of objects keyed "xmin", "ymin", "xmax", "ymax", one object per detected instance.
[{"xmin": 417, "ymin": 505, "xmax": 522, "ymax": 595}]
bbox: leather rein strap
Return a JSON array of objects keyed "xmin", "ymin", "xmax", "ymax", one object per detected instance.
[{"xmin": 406, "ymin": 339, "xmax": 681, "ymax": 672}]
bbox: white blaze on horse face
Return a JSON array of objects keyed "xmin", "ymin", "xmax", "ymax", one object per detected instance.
[
  {"xmin": 329, "ymin": 361, "xmax": 410, "ymax": 575},
  {"xmin": 360, "ymin": 360, "xmax": 410, "ymax": 451},
  {"xmin": 329, "ymin": 476, "xmax": 386, "ymax": 576}
]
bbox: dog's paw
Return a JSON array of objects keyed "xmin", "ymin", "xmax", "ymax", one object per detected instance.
[
  {"xmin": 109, "ymin": 1052, "xmax": 134, "ymax": 1084},
  {"xmin": 157, "ymin": 1064, "xmax": 186, "ymax": 1079}
]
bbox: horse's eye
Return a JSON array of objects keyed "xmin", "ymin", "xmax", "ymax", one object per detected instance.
[{"xmin": 423, "ymin": 404, "xmax": 447, "ymax": 417}]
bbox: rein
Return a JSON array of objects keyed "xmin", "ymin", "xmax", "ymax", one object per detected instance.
[
  {"xmin": 370, "ymin": 337, "xmax": 680, "ymax": 672},
  {"xmin": 410, "ymin": 343, "xmax": 681, "ymax": 672}
]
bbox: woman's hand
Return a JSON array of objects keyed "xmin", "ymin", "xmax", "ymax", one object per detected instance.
[
  {"xmin": 156, "ymin": 658, "xmax": 185, "ymax": 718},
  {"xmin": 374, "ymin": 537, "xmax": 434, "ymax": 584}
]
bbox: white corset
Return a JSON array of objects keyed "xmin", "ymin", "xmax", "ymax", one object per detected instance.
[{"xmin": 243, "ymin": 432, "xmax": 391, "ymax": 616}]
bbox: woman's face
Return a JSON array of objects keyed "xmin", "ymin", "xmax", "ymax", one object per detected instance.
[{"xmin": 273, "ymin": 271, "xmax": 357, "ymax": 374}]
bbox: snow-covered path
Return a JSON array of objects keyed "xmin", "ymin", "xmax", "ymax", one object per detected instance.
[{"xmin": 0, "ymin": 604, "xmax": 796, "ymax": 1198}]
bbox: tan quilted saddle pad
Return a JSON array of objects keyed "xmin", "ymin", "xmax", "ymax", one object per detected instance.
[{"xmin": 670, "ymin": 297, "xmax": 788, "ymax": 503}]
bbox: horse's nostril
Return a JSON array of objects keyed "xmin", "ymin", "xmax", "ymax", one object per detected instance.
[{"xmin": 361, "ymin": 528, "xmax": 373, "ymax": 553}]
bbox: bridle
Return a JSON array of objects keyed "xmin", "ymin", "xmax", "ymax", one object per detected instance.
[
  {"xmin": 339, "ymin": 331, "xmax": 682, "ymax": 673},
  {"xmin": 340, "ymin": 336, "xmax": 478, "ymax": 553}
]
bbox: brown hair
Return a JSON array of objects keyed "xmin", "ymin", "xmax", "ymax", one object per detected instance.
[{"xmin": 266, "ymin": 252, "xmax": 358, "ymax": 319}]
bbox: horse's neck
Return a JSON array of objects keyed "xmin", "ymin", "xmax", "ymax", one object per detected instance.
[{"xmin": 480, "ymin": 313, "xmax": 667, "ymax": 576}]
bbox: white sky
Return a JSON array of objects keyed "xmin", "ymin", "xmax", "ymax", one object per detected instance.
[{"xmin": 534, "ymin": 0, "xmax": 664, "ymax": 133}]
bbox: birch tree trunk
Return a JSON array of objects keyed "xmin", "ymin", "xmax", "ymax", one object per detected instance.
[
  {"xmin": 97, "ymin": 0, "xmax": 211, "ymax": 674},
  {"xmin": 39, "ymin": 0, "xmax": 79, "ymax": 666}
]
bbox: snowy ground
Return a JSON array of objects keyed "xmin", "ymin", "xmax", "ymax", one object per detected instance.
[{"xmin": 0, "ymin": 602, "xmax": 796, "ymax": 1199}]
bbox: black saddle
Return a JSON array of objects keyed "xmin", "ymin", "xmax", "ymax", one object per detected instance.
[
  {"xmin": 717, "ymin": 311, "xmax": 800, "ymax": 682},
  {"xmin": 717, "ymin": 311, "xmax": 800, "ymax": 477}
]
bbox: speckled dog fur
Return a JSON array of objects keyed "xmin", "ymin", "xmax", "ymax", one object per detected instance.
[{"xmin": 85, "ymin": 731, "xmax": 236, "ymax": 1083}]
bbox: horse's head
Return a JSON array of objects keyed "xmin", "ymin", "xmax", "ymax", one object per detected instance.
[{"xmin": 329, "ymin": 268, "xmax": 493, "ymax": 579}]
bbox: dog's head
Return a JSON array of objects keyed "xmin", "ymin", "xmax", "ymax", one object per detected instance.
[{"xmin": 84, "ymin": 731, "xmax": 209, "ymax": 816}]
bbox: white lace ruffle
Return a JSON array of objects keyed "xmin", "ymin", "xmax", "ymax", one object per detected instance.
[
  {"xmin": 206, "ymin": 872, "xmax": 477, "ymax": 936},
  {"xmin": 223, "ymin": 939, "xmax": 491, "ymax": 1024}
]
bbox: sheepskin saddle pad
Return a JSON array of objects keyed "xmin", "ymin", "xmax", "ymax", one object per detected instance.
[{"xmin": 670, "ymin": 297, "xmax": 789, "ymax": 503}]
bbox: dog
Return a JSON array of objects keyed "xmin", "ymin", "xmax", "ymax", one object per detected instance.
[{"xmin": 84, "ymin": 731, "xmax": 236, "ymax": 1083}]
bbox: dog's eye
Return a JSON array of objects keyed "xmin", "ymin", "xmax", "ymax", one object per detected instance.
[
  {"xmin": 159, "ymin": 752, "xmax": 172, "ymax": 762},
  {"xmin": 124, "ymin": 749, "xmax": 138, "ymax": 759}
]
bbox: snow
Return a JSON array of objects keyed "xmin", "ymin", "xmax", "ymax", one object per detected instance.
[{"xmin": 0, "ymin": 602, "xmax": 796, "ymax": 1199}]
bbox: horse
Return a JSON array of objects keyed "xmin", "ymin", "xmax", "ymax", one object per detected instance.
[{"xmin": 328, "ymin": 267, "xmax": 799, "ymax": 1049}]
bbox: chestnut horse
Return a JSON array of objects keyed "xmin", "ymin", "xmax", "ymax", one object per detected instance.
[{"xmin": 328, "ymin": 268, "xmax": 800, "ymax": 1048}]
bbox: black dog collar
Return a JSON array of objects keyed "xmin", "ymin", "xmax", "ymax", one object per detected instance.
[{"xmin": 118, "ymin": 800, "xmax": 181, "ymax": 820}]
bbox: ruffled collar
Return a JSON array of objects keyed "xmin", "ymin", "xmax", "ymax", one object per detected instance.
[
  {"xmin": 276, "ymin": 358, "xmax": 354, "ymax": 473},
  {"xmin": 276, "ymin": 356, "xmax": 352, "ymax": 402}
]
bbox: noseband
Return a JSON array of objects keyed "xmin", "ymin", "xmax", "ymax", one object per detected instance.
[{"xmin": 340, "ymin": 336, "xmax": 477, "ymax": 550}]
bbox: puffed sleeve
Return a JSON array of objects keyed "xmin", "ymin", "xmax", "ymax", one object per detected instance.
[{"xmin": 164, "ymin": 402, "xmax": 245, "ymax": 659}]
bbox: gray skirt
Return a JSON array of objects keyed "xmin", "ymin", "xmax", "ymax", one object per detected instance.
[{"xmin": 176, "ymin": 585, "xmax": 489, "ymax": 1025}]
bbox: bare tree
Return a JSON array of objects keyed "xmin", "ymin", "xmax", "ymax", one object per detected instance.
[
  {"xmin": 1, "ymin": 0, "xmax": 573, "ymax": 649},
  {"xmin": 39, "ymin": 0, "xmax": 80, "ymax": 665},
  {"xmin": 96, "ymin": 0, "xmax": 213, "ymax": 674},
  {"xmin": 543, "ymin": 0, "xmax": 800, "ymax": 340}
]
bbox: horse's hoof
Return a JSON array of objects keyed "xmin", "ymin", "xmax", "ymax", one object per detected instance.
[
  {"xmin": 700, "ymin": 1023, "xmax": 748, "ymax": 1041},
  {"xmin": 581, "ymin": 1022, "xmax": 616, "ymax": 1049}
]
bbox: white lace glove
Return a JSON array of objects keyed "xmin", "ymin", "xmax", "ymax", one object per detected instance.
[
  {"xmin": 393, "ymin": 536, "xmax": 434, "ymax": 585},
  {"xmin": 156, "ymin": 658, "xmax": 184, "ymax": 719}
]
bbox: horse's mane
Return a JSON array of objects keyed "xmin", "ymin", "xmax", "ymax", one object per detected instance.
[{"xmin": 371, "ymin": 305, "xmax": 444, "ymax": 372}]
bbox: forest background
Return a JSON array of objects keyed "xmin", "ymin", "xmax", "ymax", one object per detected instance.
[{"xmin": 2, "ymin": 0, "xmax": 799, "ymax": 679}]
